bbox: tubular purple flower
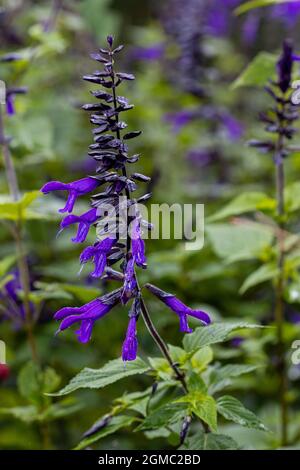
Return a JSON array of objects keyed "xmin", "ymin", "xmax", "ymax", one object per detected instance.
[
  {"xmin": 122, "ymin": 314, "xmax": 138, "ymax": 361},
  {"xmin": 59, "ymin": 208, "xmax": 99, "ymax": 243},
  {"xmin": 145, "ymin": 283, "xmax": 211, "ymax": 333},
  {"xmin": 131, "ymin": 218, "xmax": 146, "ymax": 267},
  {"xmin": 121, "ymin": 257, "xmax": 137, "ymax": 304},
  {"xmin": 41, "ymin": 177, "xmax": 100, "ymax": 213},
  {"xmin": 80, "ymin": 237, "xmax": 116, "ymax": 277},
  {"xmin": 54, "ymin": 289, "xmax": 121, "ymax": 343}
]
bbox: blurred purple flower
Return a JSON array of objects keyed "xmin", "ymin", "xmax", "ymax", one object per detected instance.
[
  {"xmin": 131, "ymin": 44, "xmax": 164, "ymax": 62},
  {"xmin": 272, "ymin": 1, "xmax": 300, "ymax": 26},
  {"xmin": 221, "ymin": 113, "xmax": 244, "ymax": 141},
  {"xmin": 187, "ymin": 148, "xmax": 213, "ymax": 168},
  {"xmin": 165, "ymin": 109, "xmax": 197, "ymax": 133}
]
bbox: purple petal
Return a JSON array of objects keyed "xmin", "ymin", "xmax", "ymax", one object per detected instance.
[
  {"xmin": 122, "ymin": 316, "xmax": 138, "ymax": 361},
  {"xmin": 75, "ymin": 320, "xmax": 94, "ymax": 343},
  {"xmin": 59, "ymin": 191, "xmax": 77, "ymax": 214},
  {"xmin": 41, "ymin": 181, "xmax": 69, "ymax": 194}
]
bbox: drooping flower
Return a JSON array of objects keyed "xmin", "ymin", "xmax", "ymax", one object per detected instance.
[
  {"xmin": 121, "ymin": 257, "xmax": 137, "ymax": 305},
  {"xmin": 54, "ymin": 289, "xmax": 121, "ymax": 343},
  {"xmin": 145, "ymin": 283, "xmax": 211, "ymax": 333},
  {"xmin": 41, "ymin": 177, "xmax": 100, "ymax": 213},
  {"xmin": 59, "ymin": 208, "xmax": 99, "ymax": 243},
  {"xmin": 80, "ymin": 237, "xmax": 116, "ymax": 277},
  {"xmin": 122, "ymin": 298, "xmax": 140, "ymax": 362},
  {"xmin": 131, "ymin": 218, "xmax": 146, "ymax": 267}
]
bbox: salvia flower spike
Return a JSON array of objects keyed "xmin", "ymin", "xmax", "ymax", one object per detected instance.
[
  {"xmin": 249, "ymin": 40, "xmax": 300, "ymax": 165},
  {"xmin": 41, "ymin": 36, "xmax": 210, "ymax": 361}
]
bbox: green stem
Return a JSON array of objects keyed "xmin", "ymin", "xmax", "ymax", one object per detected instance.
[
  {"xmin": 0, "ymin": 105, "xmax": 38, "ymax": 363},
  {"xmin": 274, "ymin": 101, "xmax": 288, "ymax": 446}
]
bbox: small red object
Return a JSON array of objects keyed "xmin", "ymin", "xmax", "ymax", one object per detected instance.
[{"xmin": 0, "ymin": 363, "xmax": 10, "ymax": 381}]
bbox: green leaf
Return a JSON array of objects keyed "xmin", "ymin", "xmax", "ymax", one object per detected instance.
[
  {"xmin": 207, "ymin": 223, "xmax": 273, "ymax": 264},
  {"xmin": 183, "ymin": 323, "xmax": 261, "ymax": 353},
  {"xmin": 138, "ymin": 403, "xmax": 187, "ymax": 431},
  {"xmin": 148, "ymin": 357, "xmax": 172, "ymax": 380},
  {"xmin": 232, "ymin": 52, "xmax": 277, "ymax": 88},
  {"xmin": 217, "ymin": 395, "xmax": 268, "ymax": 431},
  {"xmin": 181, "ymin": 431, "xmax": 238, "ymax": 450},
  {"xmin": 285, "ymin": 182, "xmax": 300, "ymax": 213},
  {"xmin": 0, "ymin": 255, "xmax": 16, "ymax": 277},
  {"xmin": 50, "ymin": 357, "xmax": 149, "ymax": 396},
  {"xmin": 187, "ymin": 372, "xmax": 207, "ymax": 394},
  {"xmin": 235, "ymin": 0, "xmax": 284, "ymax": 16},
  {"xmin": 208, "ymin": 192, "xmax": 276, "ymax": 222},
  {"xmin": 209, "ymin": 364, "xmax": 259, "ymax": 394},
  {"xmin": 193, "ymin": 396, "xmax": 217, "ymax": 432},
  {"xmin": 190, "ymin": 346, "xmax": 213, "ymax": 372},
  {"xmin": 0, "ymin": 406, "xmax": 39, "ymax": 423},
  {"xmin": 18, "ymin": 362, "xmax": 42, "ymax": 405},
  {"xmin": 75, "ymin": 415, "xmax": 136, "ymax": 450},
  {"xmin": 0, "ymin": 191, "xmax": 40, "ymax": 221},
  {"xmin": 176, "ymin": 393, "xmax": 217, "ymax": 432},
  {"xmin": 240, "ymin": 263, "xmax": 279, "ymax": 294}
]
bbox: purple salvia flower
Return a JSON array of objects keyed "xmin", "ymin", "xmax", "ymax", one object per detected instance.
[
  {"xmin": 122, "ymin": 296, "xmax": 140, "ymax": 361},
  {"xmin": 121, "ymin": 257, "xmax": 137, "ymax": 305},
  {"xmin": 54, "ymin": 289, "xmax": 121, "ymax": 343},
  {"xmin": 131, "ymin": 218, "xmax": 146, "ymax": 267},
  {"xmin": 59, "ymin": 208, "xmax": 99, "ymax": 243},
  {"xmin": 80, "ymin": 237, "xmax": 116, "ymax": 277},
  {"xmin": 41, "ymin": 177, "xmax": 100, "ymax": 213},
  {"xmin": 145, "ymin": 283, "xmax": 211, "ymax": 333}
]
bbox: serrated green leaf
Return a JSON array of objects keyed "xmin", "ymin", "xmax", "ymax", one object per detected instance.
[
  {"xmin": 209, "ymin": 364, "xmax": 259, "ymax": 394},
  {"xmin": 217, "ymin": 395, "xmax": 268, "ymax": 431},
  {"xmin": 232, "ymin": 52, "xmax": 276, "ymax": 89},
  {"xmin": 194, "ymin": 395, "xmax": 217, "ymax": 432},
  {"xmin": 138, "ymin": 403, "xmax": 187, "ymax": 431},
  {"xmin": 50, "ymin": 357, "xmax": 149, "ymax": 396},
  {"xmin": 240, "ymin": 263, "xmax": 279, "ymax": 294},
  {"xmin": 183, "ymin": 323, "xmax": 261, "ymax": 353},
  {"xmin": 181, "ymin": 431, "xmax": 238, "ymax": 450}
]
